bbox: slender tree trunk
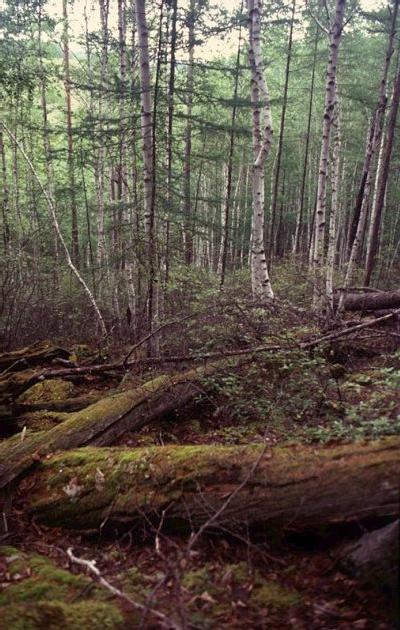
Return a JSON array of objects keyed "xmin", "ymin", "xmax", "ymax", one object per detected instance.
[
  {"xmin": 312, "ymin": 0, "xmax": 346, "ymax": 308},
  {"xmin": 293, "ymin": 27, "xmax": 319, "ymax": 255},
  {"xmin": 326, "ymin": 89, "xmax": 341, "ymax": 310},
  {"xmin": 220, "ymin": 3, "xmax": 243, "ymax": 287},
  {"xmin": 364, "ymin": 63, "xmax": 400, "ymax": 286},
  {"xmin": 347, "ymin": 0, "xmax": 399, "ymax": 257},
  {"xmin": 0, "ymin": 130, "xmax": 10, "ymax": 253},
  {"xmin": 182, "ymin": 0, "xmax": 195, "ymax": 265},
  {"xmin": 135, "ymin": 0, "xmax": 156, "ymax": 338},
  {"xmin": 269, "ymin": 0, "xmax": 296, "ymax": 263},
  {"xmin": 62, "ymin": 0, "xmax": 79, "ymax": 267},
  {"xmin": 165, "ymin": 0, "xmax": 178, "ymax": 286},
  {"xmin": 95, "ymin": 0, "xmax": 110, "ymax": 276},
  {"xmin": 247, "ymin": 0, "xmax": 274, "ymax": 300}
]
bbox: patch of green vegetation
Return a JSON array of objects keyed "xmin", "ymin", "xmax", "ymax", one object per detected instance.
[
  {"xmin": 0, "ymin": 548, "xmax": 91, "ymax": 605},
  {"xmin": 250, "ymin": 581, "xmax": 301, "ymax": 610},
  {"xmin": 182, "ymin": 565, "xmax": 221, "ymax": 597},
  {"xmin": 0, "ymin": 600, "xmax": 123, "ymax": 630},
  {"xmin": 17, "ymin": 379, "xmax": 74, "ymax": 404},
  {"xmin": 303, "ymin": 363, "xmax": 400, "ymax": 443},
  {"xmin": 0, "ymin": 547, "xmax": 123, "ymax": 629}
]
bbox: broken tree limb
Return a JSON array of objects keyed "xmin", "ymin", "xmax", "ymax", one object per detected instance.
[
  {"xmin": 0, "ymin": 361, "xmax": 232, "ymax": 490},
  {"xmin": 19, "ymin": 437, "xmax": 400, "ymax": 532},
  {"xmin": 0, "ymin": 344, "xmax": 70, "ymax": 373}
]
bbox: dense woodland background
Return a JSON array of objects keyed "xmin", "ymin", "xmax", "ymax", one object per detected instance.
[{"xmin": 0, "ymin": 0, "xmax": 399, "ymax": 349}]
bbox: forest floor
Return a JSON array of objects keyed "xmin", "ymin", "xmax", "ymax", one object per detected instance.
[{"xmin": 0, "ymin": 287, "xmax": 399, "ymax": 629}]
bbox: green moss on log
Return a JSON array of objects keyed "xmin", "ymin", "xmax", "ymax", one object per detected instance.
[
  {"xmin": 21, "ymin": 438, "xmax": 400, "ymax": 531},
  {"xmin": 17, "ymin": 379, "xmax": 74, "ymax": 404}
]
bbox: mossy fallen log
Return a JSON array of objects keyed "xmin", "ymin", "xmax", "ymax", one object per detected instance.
[
  {"xmin": 19, "ymin": 438, "xmax": 400, "ymax": 533},
  {"xmin": 0, "ymin": 362, "xmax": 227, "ymax": 490}
]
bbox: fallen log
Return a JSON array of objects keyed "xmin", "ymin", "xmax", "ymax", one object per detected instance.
[
  {"xmin": 19, "ymin": 437, "xmax": 400, "ymax": 533},
  {"xmin": 341, "ymin": 289, "xmax": 400, "ymax": 312},
  {"xmin": 0, "ymin": 344, "xmax": 70, "ymax": 373},
  {"xmin": 0, "ymin": 361, "xmax": 230, "ymax": 490}
]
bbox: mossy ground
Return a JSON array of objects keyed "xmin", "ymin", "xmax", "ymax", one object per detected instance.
[
  {"xmin": 17, "ymin": 379, "xmax": 74, "ymax": 404},
  {"xmin": 0, "ymin": 547, "xmax": 124, "ymax": 629}
]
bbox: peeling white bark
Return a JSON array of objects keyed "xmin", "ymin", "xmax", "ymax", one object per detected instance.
[{"xmin": 247, "ymin": 0, "xmax": 274, "ymax": 300}]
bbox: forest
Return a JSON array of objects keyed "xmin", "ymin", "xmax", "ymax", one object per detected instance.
[{"xmin": 0, "ymin": 0, "xmax": 399, "ymax": 627}]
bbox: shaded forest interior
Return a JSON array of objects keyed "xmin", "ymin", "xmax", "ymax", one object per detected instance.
[{"xmin": 0, "ymin": 0, "xmax": 400, "ymax": 628}]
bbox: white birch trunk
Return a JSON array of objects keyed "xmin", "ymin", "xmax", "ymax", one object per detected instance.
[
  {"xmin": 312, "ymin": 0, "xmax": 346, "ymax": 308},
  {"xmin": 247, "ymin": 0, "xmax": 274, "ymax": 300}
]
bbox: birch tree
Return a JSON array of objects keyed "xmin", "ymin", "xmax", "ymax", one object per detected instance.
[
  {"xmin": 247, "ymin": 0, "xmax": 274, "ymax": 300},
  {"xmin": 311, "ymin": 0, "xmax": 346, "ymax": 308}
]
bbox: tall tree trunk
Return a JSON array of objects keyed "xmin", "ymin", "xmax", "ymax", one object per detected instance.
[
  {"xmin": 0, "ymin": 129, "xmax": 10, "ymax": 253},
  {"xmin": 347, "ymin": 0, "xmax": 399, "ymax": 257},
  {"xmin": 94, "ymin": 0, "xmax": 110, "ymax": 279},
  {"xmin": 62, "ymin": 0, "xmax": 79, "ymax": 268},
  {"xmin": 220, "ymin": 2, "xmax": 243, "ymax": 288},
  {"xmin": 268, "ymin": 0, "xmax": 295, "ymax": 263},
  {"xmin": 293, "ymin": 27, "xmax": 319, "ymax": 255},
  {"xmin": 312, "ymin": 0, "xmax": 346, "ymax": 309},
  {"xmin": 247, "ymin": 0, "xmax": 274, "ymax": 300},
  {"xmin": 364, "ymin": 63, "xmax": 400, "ymax": 286},
  {"xmin": 182, "ymin": 0, "xmax": 195, "ymax": 265},
  {"xmin": 326, "ymin": 88, "xmax": 341, "ymax": 310},
  {"xmin": 135, "ymin": 0, "xmax": 156, "ymax": 339},
  {"xmin": 165, "ymin": 0, "xmax": 178, "ymax": 286}
]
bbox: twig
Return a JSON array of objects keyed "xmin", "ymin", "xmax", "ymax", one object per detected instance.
[
  {"xmin": 123, "ymin": 314, "xmax": 194, "ymax": 366},
  {"xmin": 66, "ymin": 548, "xmax": 181, "ymax": 630},
  {"xmin": 187, "ymin": 443, "xmax": 268, "ymax": 551}
]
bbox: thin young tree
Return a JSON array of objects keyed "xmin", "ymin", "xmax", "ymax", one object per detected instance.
[
  {"xmin": 247, "ymin": 0, "xmax": 274, "ymax": 300},
  {"xmin": 311, "ymin": 0, "xmax": 346, "ymax": 308}
]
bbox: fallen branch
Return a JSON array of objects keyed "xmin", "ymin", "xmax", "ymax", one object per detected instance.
[{"xmin": 67, "ymin": 548, "xmax": 180, "ymax": 629}]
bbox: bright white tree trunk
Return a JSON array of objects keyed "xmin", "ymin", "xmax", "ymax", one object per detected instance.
[
  {"xmin": 312, "ymin": 0, "xmax": 346, "ymax": 308},
  {"xmin": 247, "ymin": 0, "xmax": 274, "ymax": 300}
]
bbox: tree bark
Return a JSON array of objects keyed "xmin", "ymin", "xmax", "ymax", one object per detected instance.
[
  {"xmin": 135, "ymin": 0, "xmax": 157, "ymax": 338},
  {"xmin": 62, "ymin": 0, "xmax": 80, "ymax": 268},
  {"xmin": 364, "ymin": 63, "xmax": 400, "ymax": 286},
  {"xmin": 312, "ymin": 0, "xmax": 346, "ymax": 308},
  {"xmin": 269, "ymin": 0, "xmax": 296, "ymax": 263},
  {"xmin": 347, "ymin": 0, "xmax": 399, "ymax": 257},
  {"xmin": 339, "ymin": 288, "xmax": 400, "ymax": 312},
  {"xmin": 18, "ymin": 437, "xmax": 400, "ymax": 532},
  {"xmin": 293, "ymin": 27, "xmax": 319, "ymax": 256},
  {"xmin": 247, "ymin": 0, "xmax": 274, "ymax": 300}
]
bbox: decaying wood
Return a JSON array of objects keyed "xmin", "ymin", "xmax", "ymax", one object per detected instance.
[
  {"xmin": 0, "ymin": 344, "xmax": 70, "ymax": 373},
  {"xmin": 0, "ymin": 361, "xmax": 229, "ymax": 490},
  {"xmin": 341, "ymin": 289, "xmax": 400, "ymax": 312},
  {"xmin": 338, "ymin": 520, "xmax": 399, "ymax": 589},
  {"xmin": 19, "ymin": 437, "xmax": 400, "ymax": 532}
]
